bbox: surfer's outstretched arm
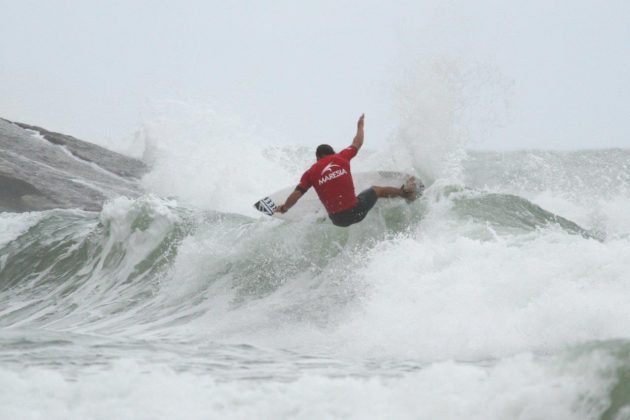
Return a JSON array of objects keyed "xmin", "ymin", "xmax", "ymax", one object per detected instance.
[
  {"xmin": 351, "ymin": 114, "xmax": 364, "ymax": 151},
  {"xmin": 278, "ymin": 190, "xmax": 303, "ymax": 213}
]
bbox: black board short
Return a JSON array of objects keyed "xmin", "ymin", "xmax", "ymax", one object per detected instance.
[{"xmin": 329, "ymin": 188, "xmax": 378, "ymax": 227}]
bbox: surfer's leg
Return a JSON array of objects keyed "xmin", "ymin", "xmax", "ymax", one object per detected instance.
[
  {"xmin": 350, "ymin": 188, "xmax": 378, "ymax": 223},
  {"xmin": 329, "ymin": 188, "xmax": 378, "ymax": 226},
  {"xmin": 373, "ymin": 177, "xmax": 419, "ymax": 201},
  {"xmin": 372, "ymin": 186, "xmax": 404, "ymax": 198}
]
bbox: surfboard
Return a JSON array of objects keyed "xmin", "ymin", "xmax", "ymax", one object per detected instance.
[{"xmin": 253, "ymin": 171, "xmax": 424, "ymax": 222}]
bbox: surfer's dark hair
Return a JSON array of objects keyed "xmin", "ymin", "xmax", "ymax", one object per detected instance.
[{"xmin": 316, "ymin": 144, "xmax": 335, "ymax": 160}]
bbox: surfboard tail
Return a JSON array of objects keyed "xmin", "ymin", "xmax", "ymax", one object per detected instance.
[{"xmin": 254, "ymin": 196, "xmax": 277, "ymax": 216}]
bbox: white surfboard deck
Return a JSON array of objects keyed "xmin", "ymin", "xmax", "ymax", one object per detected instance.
[{"xmin": 254, "ymin": 171, "xmax": 423, "ymax": 222}]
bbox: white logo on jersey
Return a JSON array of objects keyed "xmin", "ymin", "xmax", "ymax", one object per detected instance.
[
  {"xmin": 321, "ymin": 162, "xmax": 341, "ymax": 175},
  {"xmin": 318, "ymin": 168, "xmax": 348, "ymax": 185}
]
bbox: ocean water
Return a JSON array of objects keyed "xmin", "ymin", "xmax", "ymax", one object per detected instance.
[{"xmin": 1, "ymin": 112, "xmax": 630, "ymax": 419}]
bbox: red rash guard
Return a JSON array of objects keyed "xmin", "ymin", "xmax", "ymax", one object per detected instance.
[{"xmin": 296, "ymin": 146, "xmax": 358, "ymax": 214}]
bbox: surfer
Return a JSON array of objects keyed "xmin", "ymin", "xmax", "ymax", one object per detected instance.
[{"xmin": 278, "ymin": 114, "xmax": 416, "ymax": 227}]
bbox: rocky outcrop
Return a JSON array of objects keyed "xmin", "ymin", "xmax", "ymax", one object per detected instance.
[{"xmin": 0, "ymin": 118, "xmax": 147, "ymax": 212}]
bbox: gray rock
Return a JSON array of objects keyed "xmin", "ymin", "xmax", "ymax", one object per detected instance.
[{"xmin": 0, "ymin": 118, "xmax": 147, "ymax": 212}]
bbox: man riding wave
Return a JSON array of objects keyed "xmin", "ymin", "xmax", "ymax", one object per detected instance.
[{"xmin": 278, "ymin": 114, "xmax": 416, "ymax": 227}]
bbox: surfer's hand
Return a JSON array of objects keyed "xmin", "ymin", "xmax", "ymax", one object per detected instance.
[
  {"xmin": 357, "ymin": 114, "xmax": 365, "ymax": 130},
  {"xmin": 277, "ymin": 204, "xmax": 288, "ymax": 213}
]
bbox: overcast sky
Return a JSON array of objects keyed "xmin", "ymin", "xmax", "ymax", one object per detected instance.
[{"xmin": 1, "ymin": 0, "xmax": 628, "ymax": 152}]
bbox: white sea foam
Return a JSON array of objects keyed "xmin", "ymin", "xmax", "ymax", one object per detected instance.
[
  {"xmin": 139, "ymin": 102, "xmax": 296, "ymax": 216},
  {"xmin": 0, "ymin": 348, "xmax": 616, "ymax": 420},
  {"xmin": 0, "ymin": 212, "xmax": 43, "ymax": 248},
  {"xmin": 335, "ymin": 231, "xmax": 630, "ymax": 360},
  {"xmin": 168, "ymin": 211, "xmax": 630, "ymax": 364}
]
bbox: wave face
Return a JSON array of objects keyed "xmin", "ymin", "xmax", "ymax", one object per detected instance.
[{"xmin": 1, "ymin": 145, "xmax": 630, "ymax": 419}]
